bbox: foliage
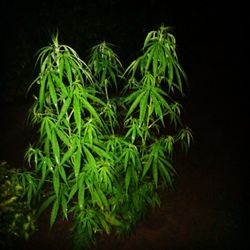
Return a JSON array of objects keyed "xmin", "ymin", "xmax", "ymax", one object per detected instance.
[
  {"xmin": 0, "ymin": 161, "xmax": 37, "ymax": 249},
  {"xmin": 22, "ymin": 25, "xmax": 192, "ymax": 249}
]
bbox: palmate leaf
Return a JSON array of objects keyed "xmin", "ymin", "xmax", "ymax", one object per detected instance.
[
  {"xmin": 123, "ymin": 57, "xmax": 141, "ymax": 78},
  {"xmin": 52, "ymin": 72, "xmax": 68, "ymax": 97},
  {"xmin": 97, "ymin": 161, "xmax": 114, "ymax": 192},
  {"xmin": 125, "ymin": 89, "xmax": 145, "ymax": 119},
  {"xmin": 125, "ymin": 118, "xmax": 144, "ymax": 143},
  {"xmin": 105, "ymin": 135, "xmax": 127, "ymax": 156},
  {"xmin": 67, "ymin": 55, "xmax": 86, "ymax": 83},
  {"xmin": 88, "ymin": 41, "xmax": 123, "ymax": 89},
  {"xmin": 54, "ymin": 126, "xmax": 70, "ymax": 146},
  {"xmin": 177, "ymin": 127, "xmax": 193, "ymax": 151},
  {"xmin": 60, "ymin": 144, "xmax": 76, "ymax": 165},
  {"xmin": 57, "ymin": 94, "xmax": 72, "ymax": 121},
  {"xmin": 151, "ymin": 91, "xmax": 164, "ymax": 124},
  {"xmin": 82, "ymin": 144, "xmax": 96, "ymax": 166},
  {"xmin": 89, "ymin": 143, "xmax": 114, "ymax": 162},
  {"xmin": 158, "ymin": 159, "xmax": 172, "ymax": 186},
  {"xmin": 142, "ymin": 139, "xmax": 176, "ymax": 187},
  {"xmin": 96, "ymin": 188, "xmax": 109, "ymax": 210},
  {"xmin": 80, "ymin": 97, "xmax": 103, "ymax": 126}
]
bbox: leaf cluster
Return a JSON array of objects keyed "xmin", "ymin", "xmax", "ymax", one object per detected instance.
[
  {"xmin": 21, "ymin": 25, "xmax": 192, "ymax": 249},
  {"xmin": 0, "ymin": 162, "xmax": 37, "ymax": 249}
]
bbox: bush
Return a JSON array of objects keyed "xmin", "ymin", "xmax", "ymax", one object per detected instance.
[
  {"xmin": 0, "ymin": 161, "xmax": 37, "ymax": 249},
  {"xmin": 22, "ymin": 25, "xmax": 192, "ymax": 249}
]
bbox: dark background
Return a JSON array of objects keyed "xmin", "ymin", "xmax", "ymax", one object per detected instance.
[{"xmin": 0, "ymin": 0, "xmax": 248, "ymax": 249}]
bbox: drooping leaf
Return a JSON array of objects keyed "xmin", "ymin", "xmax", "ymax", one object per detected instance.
[
  {"xmin": 53, "ymin": 167, "xmax": 60, "ymax": 197},
  {"xmin": 50, "ymin": 198, "xmax": 59, "ymax": 227}
]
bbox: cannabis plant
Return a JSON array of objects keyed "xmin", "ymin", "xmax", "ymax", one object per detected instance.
[{"xmin": 23, "ymin": 25, "xmax": 192, "ymax": 249}]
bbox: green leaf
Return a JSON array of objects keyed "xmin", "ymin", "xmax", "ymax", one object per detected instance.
[
  {"xmin": 91, "ymin": 144, "xmax": 113, "ymax": 161},
  {"xmin": 45, "ymin": 118, "xmax": 52, "ymax": 140},
  {"xmin": 125, "ymin": 165, "xmax": 131, "ymax": 193},
  {"xmin": 59, "ymin": 57, "xmax": 65, "ymax": 81},
  {"xmin": 139, "ymin": 90, "xmax": 149, "ymax": 124},
  {"xmin": 83, "ymin": 145, "xmax": 96, "ymax": 166},
  {"xmin": 48, "ymin": 73, "xmax": 58, "ymax": 109},
  {"xmin": 78, "ymin": 174, "xmax": 85, "ymax": 210},
  {"xmin": 53, "ymin": 72, "xmax": 68, "ymax": 97},
  {"xmin": 55, "ymin": 127, "xmax": 70, "ymax": 146},
  {"xmin": 50, "ymin": 198, "xmax": 59, "ymax": 227},
  {"xmin": 142, "ymin": 156, "xmax": 153, "ymax": 177},
  {"xmin": 61, "ymin": 193, "xmax": 68, "ymax": 220},
  {"xmin": 99, "ymin": 215, "xmax": 110, "ymax": 234},
  {"xmin": 58, "ymin": 95, "xmax": 72, "ymax": 121},
  {"xmin": 81, "ymin": 98, "xmax": 102, "ymax": 125},
  {"xmin": 105, "ymin": 213, "xmax": 122, "ymax": 226},
  {"xmin": 58, "ymin": 165, "xmax": 68, "ymax": 185},
  {"xmin": 151, "ymin": 93, "xmax": 163, "ymax": 122},
  {"xmin": 97, "ymin": 189, "xmax": 109, "ymax": 210},
  {"xmin": 152, "ymin": 162, "xmax": 158, "ymax": 187},
  {"xmin": 64, "ymin": 56, "xmax": 73, "ymax": 84},
  {"xmin": 92, "ymin": 189, "xmax": 104, "ymax": 210},
  {"xmin": 37, "ymin": 160, "xmax": 47, "ymax": 191},
  {"xmin": 51, "ymin": 130, "xmax": 60, "ymax": 164},
  {"xmin": 73, "ymin": 147, "xmax": 81, "ymax": 178},
  {"xmin": 53, "ymin": 167, "xmax": 60, "ymax": 197},
  {"xmin": 39, "ymin": 75, "xmax": 46, "ymax": 110},
  {"xmin": 36, "ymin": 195, "xmax": 55, "ymax": 219},
  {"xmin": 158, "ymin": 161, "xmax": 172, "ymax": 185},
  {"xmin": 125, "ymin": 90, "xmax": 145, "ymax": 119},
  {"xmin": 60, "ymin": 144, "xmax": 76, "ymax": 165},
  {"xmin": 73, "ymin": 96, "xmax": 81, "ymax": 134},
  {"xmin": 68, "ymin": 182, "xmax": 78, "ymax": 203}
]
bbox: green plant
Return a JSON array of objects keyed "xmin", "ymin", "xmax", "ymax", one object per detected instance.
[
  {"xmin": 0, "ymin": 161, "xmax": 37, "ymax": 249},
  {"xmin": 23, "ymin": 25, "xmax": 192, "ymax": 249}
]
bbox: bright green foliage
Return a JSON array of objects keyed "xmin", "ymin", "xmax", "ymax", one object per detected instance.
[
  {"xmin": 22, "ymin": 25, "xmax": 192, "ymax": 249},
  {"xmin": 0, "ymin": 161, "xmax": 37, "ymax": 249}
]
